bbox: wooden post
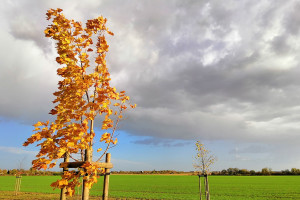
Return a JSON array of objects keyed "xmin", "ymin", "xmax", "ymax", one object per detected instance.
[
  {"xmin": 198, "ymin": 174, "xmax": 202, "ymax": 200},
  {"xmin": 204, "ymin": 175, "xmax": 207, "ymax": 199},
  {"xmin": 82, "ymin": 148, "xmax": 91, "ymax": 200},
  {"xmin": 205, "ymin": 175, "xmax": 210, "ymax": 200},
  {"xmin": 102, "ymin": 153, "xmax": 111, "ymax": 200},
  {"xmin": 59, "ymin": 161, "xmax": 113, "ymax": 169},
  {"xmin": 14, "ymin": 176, "xmax": 18, "ymax": 195},
  {"xmin": 18, "ymin": 176, "xmax": 21, "ymax": 194},
  {"xmin": 60, "ymin": 153, "xmax": 70, "ymax": 200},
  {"xmin": 58, "ymin": 151, "xmax": 113, "ymax": 200},
  {"xmin": 15, "ymin": 175, "xmax": 22, "ymax": 195}
]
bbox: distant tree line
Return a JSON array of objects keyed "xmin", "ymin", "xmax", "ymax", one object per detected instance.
[
  {"xmin": 113, "ymin": 168, "xmax": 300, "ymax": 175},
  {"xmin": 0, "ymin": 168, "xmax": 62, "ymax": 176},
  {"xmin": 111, "ymin": 170, "xmax": 185, "ymax": 175},
  {"xmin": 211, "ymin": 167, "xmax": 300, "ymax": 176},
  {"xmin": 1, "ymin": 168, "xmax": 300, "ymax": 176}
]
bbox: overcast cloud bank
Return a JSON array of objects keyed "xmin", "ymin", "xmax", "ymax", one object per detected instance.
[{"xmin": 1, "ymin": 0, "xmax": 300, "ymax": 170}]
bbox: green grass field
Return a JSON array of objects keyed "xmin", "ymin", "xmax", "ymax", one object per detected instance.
[{"xmin": 0, "ymin": 175, "xmax": 300, "ymax": 199}]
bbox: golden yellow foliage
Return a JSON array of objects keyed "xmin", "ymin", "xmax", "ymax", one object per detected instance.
[
  {"xmin": 194, "ymin": 141, "xmax": 216, "ymax": 175},
  {"xmin": 23, "ymin": 8, "xmax": 135, "ymax": 196}
]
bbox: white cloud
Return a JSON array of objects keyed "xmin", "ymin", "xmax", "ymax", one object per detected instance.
[
  {"xmin": 0, "ymin": 146, "xmax": 38, "ymax": 155},
  {"xmin": 0, "ymin": 28, "xmax": 58, "ymax": 122}
]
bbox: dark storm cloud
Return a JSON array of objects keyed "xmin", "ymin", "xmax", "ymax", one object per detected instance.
[
  {"xmin": 1, "ymin": 0, "xmax": 300, "ymax": 149},
  {"xmin": 109, "ymin": 0, "xmax": 300, "ymax": 145}
]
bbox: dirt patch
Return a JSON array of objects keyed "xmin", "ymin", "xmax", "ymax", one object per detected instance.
[{"xmin": 0, "ymin": 191, "xmax": 139, "ymax": 200}]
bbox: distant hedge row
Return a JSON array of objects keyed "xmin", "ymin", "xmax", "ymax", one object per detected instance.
[{"xmin": 1, "ymin": 167, "xmax": 300, "ymax": 176}]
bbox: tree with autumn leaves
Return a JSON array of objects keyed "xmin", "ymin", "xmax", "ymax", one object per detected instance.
[
  {"xmin": 23, "ymin": 8, "xmax": 135, "ymax": 199},
  {"xmin": 194, "ymin": 141, "xmax": 216, "ymax": 200}
]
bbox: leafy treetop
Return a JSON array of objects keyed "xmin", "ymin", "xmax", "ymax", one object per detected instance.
[
  {"xmin": 194, "ymin": 141, "xmax": 216, "ymax": 175},
  {"xmin": 23, "ymin": 8, "xmax": 135, "ymax": 196}
]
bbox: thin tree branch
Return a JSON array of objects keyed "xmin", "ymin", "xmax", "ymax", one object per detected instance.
[{"xmin": 96, "ymin": 107, "xmax": 123, "ymax": 162}]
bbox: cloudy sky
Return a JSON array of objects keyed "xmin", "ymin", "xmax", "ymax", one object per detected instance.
[{"xmin": 1, "ymin": 0, "xmax": 300, "ymax": 172}]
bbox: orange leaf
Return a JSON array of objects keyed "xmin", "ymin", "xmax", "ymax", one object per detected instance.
[
  {"xmin": 130, "ymin": 104, "xmax": 137, "ymax": 108},
  {"xmin": 41, "ymin": 164, "xmax": 47, "ymax": 170},
  {"xmin": 49, "ymin": 163, "xmax": 56, "ymax": 168},
  {"xmin": 34, "ymin": 121, "xmax": 43, "ymax": 127},
  {"xmin": 49, "ymin": 109, "xmax": 58, "ymax": 115},
  {"xmin": 112, "ymin": 138, "xmax": 118, "ymax": 145},
  {"xmin": 107, "ymin": 30, "xmax": 114, "ymax": 36}
]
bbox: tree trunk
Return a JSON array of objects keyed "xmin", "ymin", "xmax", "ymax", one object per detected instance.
[
  {"xmin": 82, "ymin": 148, "xmax": 91, "ymax": 200},
  {"xmin": 102, "ymin": 153, "xmax": 111, "ymax": 200},
  {"xmin": 60, "ymin": 153, "xmax": 70, "ymax": 200}
]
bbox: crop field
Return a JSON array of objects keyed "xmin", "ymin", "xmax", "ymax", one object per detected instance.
[{"xmin": 0, "ymin": 175, "xmax": 300, "ymax": 199}]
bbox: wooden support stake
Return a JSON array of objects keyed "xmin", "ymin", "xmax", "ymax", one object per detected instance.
[
  {"xmin": 204, "ymin": 175, "xmax": 207, "ymax": 200},
  {"xmin": 198, "ymin": 175, "xmax": 202, "ymax": 200},
  {"xmin": 60, "ymin": 161, "xmax": 113, "ymax": 169},
  {"xmin": 15, "ymin": 176, "xmax": 21, "ymax": 195},
  {"xmin": 60, "ymin": 153, "xmax": 70, "ymax": 200},
  {"xmin": 14, "ymin": 177, "xmax": 18, "ymax": 195},
  {"xmin": 18, "ymin": 176, "xmax": 21, "ymax": 194},
  {"xmin": 82, "ymin": 148, "xmax": 91, "ymax": 200},
  {"xmin": 205, "ymin": 175, "xmax": 210, "ymax": 200},
  {"xmin": 102, "ymin": 153, "xmax": 111, "ymax": 200}
]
